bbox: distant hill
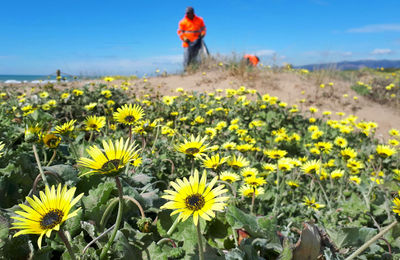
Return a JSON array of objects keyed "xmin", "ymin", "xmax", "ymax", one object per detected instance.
[{"xmin": 296, "ymin": 59, "xmax": 400, "ymax": 71}]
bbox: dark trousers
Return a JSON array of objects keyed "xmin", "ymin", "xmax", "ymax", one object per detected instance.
[{"xmin": 183, "ymin": 38, "xmax": 203, "ymax": 68}]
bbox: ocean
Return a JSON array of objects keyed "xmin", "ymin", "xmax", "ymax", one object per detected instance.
[{"xmin": 0, "ymin": 75, "xmax": 58, "ymax": 83}]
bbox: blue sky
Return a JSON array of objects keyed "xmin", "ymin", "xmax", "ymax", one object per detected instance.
[{"xmin": 1, "ymin": 0, "xmax": 400, "ymax": 75}]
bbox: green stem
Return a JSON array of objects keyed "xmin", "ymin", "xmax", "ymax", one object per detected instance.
[
  {"xmin": 128, "ymin": 125, "xmax": 132, "ymax": 143},
  {"xmin": 272, "ymin": 167, "xmax": 280, "ymax": 213},
  {"xmin": 250, "ymin": 188, "xmax": 256, "ymax": 215},
  {"xmin": 216, "ymin": 180, "xmax": 237, "ymax": 198},
  {"xmin": 167, "ymin": 216, "xmax": 180, "ymax": 236},
  {"xmin": 231, "ymin": 227, "xmax": 238, "ymax": 248},
  {"xmin": 88, "ymin": 131, "xmax": 94, "ymax": 143},
  {"xmin": 58, "ymin": 229, "xmax": 76, "ymax": 260},
  {"xmin": 150, "ymin": 125, "xmax": 161, "ymax": 152},
  {"xmin": 196, "ymin": 222, "xmax": 204, "ymax": 260},
  {"xmin": 100, "ymin": 177, "xmax": 124, "ymax": 260},
  {"xmin": 32, "ymin": 144, "xmax": 49, "ymax": 186},
  {"xmin": 99, "ymin": 198, "xmax": 119, "ymax": 231},
  {"xmin": 345, "ymin": 221, "xmax": 398, "ymax": 260},
  {"xmin": 46, "ymin": 149, "xmax": 57, "ymax": 167}
]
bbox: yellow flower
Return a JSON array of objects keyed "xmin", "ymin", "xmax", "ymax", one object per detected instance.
[
  {"xmin": 113, "ymin": 104, "xmax": 145, "ymax": 125},
  {"xmin": 60, "ymin": 93, "xmax": 70, "ymax": 99},
  {"xmin": 330, "ymin": 169, "xmax": 344, "ymax": 179},
  {"xmin": 160, "ymin": 170, "xmax": 229, "ymax": 226},
  {"xmin": 309, "ymin": 107, "xmax": 318, "ymax": 113},
  {"xmin": 11, "ymin": 184, "xmax": 83, "ymax": 249},
  {"xmin": 84, "ymin": 102, "xmax": 97, "ymax": 111},
  {"xmin": 175, "ymin": 135, "xmax": 209, "ymax": 158},
  {"xmin": 301, "ymin": 160, "xmax": 321, "ymax": 175},
  {"xmin": 263, "ymin": 149, "xmax": 287, "ymax": 160},
  {"xmin": 53, "ymin": 120, "xmax": 76, "ymax": 135},
  {"xmin": 341, "ymin": 147, "xmax": 357, "ymax": 160},
  {"xmin": 42, "ymin": 133, "xmax": 61, "ymax": 149},
  {"xmin": 349, "ymin": 176, "xmax": 361, "ymax": 185},
  {"xmin": 286, "ymin": 180, "xmax": 299, "ymax": 188},
  {"xmin": 239, "ymin": 185, "xmax": 265, "ymax": 198},
  {"xmin": 0, "ymin": 141, "xmax": 4, "ymax": 157},
  {"xmin": 389, "ymin": 128, "xmax": 399, "ymax": 137},
  {"xmin": 227, "ymin": 154, "xmax": 250, "ymax": 170},
  {"xmin": 392, "ymin": 192, "xmax": 400, "ymax": 216},
  {"xmin": 78, "ymin": 138, "xmax": 139, "ymax": 176},
  {"xmin": 240, "ymin": 167, "xmax": 259, "ymax": 178},
  {"xmin": 376, "ymin": 144, "xmax": 396, "ymax": 158},
  {"xmin": 222, "ymin": 142, "xmax": 236, "ymax": 150},
  {"xmin": 334, "ymin": 137, "xmax": 348, "ymax": 148},
  {"xmin": 219, "ymin": 171, "xmax": 240, "ymax": 183},
  {"xmin": 39, "ymin": 91, "xmax": 49, "ymax": 98},
  {"xmin": 162, "ymin": 96, "xmax": 174, "ymax": 106},
  {"xmin": 201, "ymin": 154, "xmax": 229, "ymax": 171},
  {"xmin": 72, "ymin": 89, "xmax": 83, "ymax": 96},
  {"xmin": 277, "ymin": 158, "xmax": 293, "ymax": 172},
  {"xmin": 303, "ymin": 196, "xmax": 324, "ymax": 210},
  {"xmin": 244, "ymin": 175, "xmax": 266, "ymax": 187},
  {"xmin": 84, "ymin": 115, "xmax": 106, "ymax": 132}
]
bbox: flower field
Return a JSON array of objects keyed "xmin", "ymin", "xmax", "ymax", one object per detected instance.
[{"xmin": 0, "ymin": 71, "xmax": 400, "ymax": 260}]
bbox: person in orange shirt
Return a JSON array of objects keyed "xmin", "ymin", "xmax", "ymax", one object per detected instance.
[
  {"xmin": 177, "ymin": 7, "xmax": 206, "ymax": 69},
  {"xmin": 243, "ymin": 54, "xmax": 260, "ymax": 67}
]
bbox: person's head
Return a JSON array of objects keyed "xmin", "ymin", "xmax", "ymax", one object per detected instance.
[{"xmin": 186, "ymin": 7, "xmax": 195, "ymax": 20}]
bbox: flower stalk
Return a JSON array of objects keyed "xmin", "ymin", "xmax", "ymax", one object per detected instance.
[
  {"xmin": 99, "ymin": 177, "xmax": 124, "ymax": 260},
  {"xmin": 196, "ymin": 222, "xmax": 204, "ymax": 260},
  {"xmin": 32, "ymin": 144, "xmax": 49, "ymax": 186},
  {"xmin": 58, "ymin": 229, "xmax": 76, "ymax": 260}
]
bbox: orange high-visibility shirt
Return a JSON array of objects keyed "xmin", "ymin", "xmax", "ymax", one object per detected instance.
[
  {"xmin": 244, "ymin": 55, "xmax": 259, "ymax": 67},
  {"xmin": 177, "ymin": 15, "xmax": 206, "ymax": 48}
]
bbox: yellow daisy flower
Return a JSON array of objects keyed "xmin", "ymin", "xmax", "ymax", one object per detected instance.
[
  {"xmin": 201, "ymin": 154, "xmax": 229, "ymax": 171},
  {"xmin": 330, "ymin": 169, "xmax": 344, "ymax": 179},
  {"xmin": 78, "ymin": 138, "xmax": 139, "ymax": 177},
  {"xmin": 263, "ymin": 149, "xmax": 287, "ymax": 160},
  {"xmin": 53, "ymin": 120, "xmax": 76, "ymax": 135},
  {"xmin": 0, "ymin": 141, "xmax": 4, "ymax": 157},
  {"xmin": 84, "ymin": 115, "xmax": 106, "ymax": 132},
  {"xmin": 175, "ymin": 135, "xmax": 209, "ymax": 158},
  {"xmin": 303, "ymin": 196, "xmax": 324, "ymax": 210},
  {"xmin": 113, "ymin": 104, "xmax": 145, "ymax": 125},
  {"xmin": 376, "ymin": 144, "xmax": 397, "ymax": 158},
  {"xmin": 244, "ymin": 175, "xmax": 266, "ymax": 187},
  {"xmin": 42, "ymin": 133, "xmax": 61, "ymax": 149},
  {"xmin": 11, "ymin": 184, "xmax": 83, "ymax": 249},
  {"xmin": 228, "ymin": 155, "xmax": 250, "ymax": 170},
  {"xmin": 239, "ymin": 185, "xmax": 264, "ymax": 198},
  {"xmin": 160, "ymin": 170, "xmax": 229, "ymax": 226},
  {"xmin": 219, "ymin": 171, "xmax": 241, "ymax": 183}
]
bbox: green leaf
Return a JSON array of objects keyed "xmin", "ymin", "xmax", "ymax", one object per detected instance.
[
  {"xmin": 326, "ymin": 227, "xmax": 377, "ymax": 248},
  {"xmin": 43, "ymin": 164, "xmax": 79, "ymax": 186},
  {"xmin": 279, "ymin": 239, "xmax": 293, "ymax": 260},
  {"xmin": 81, "ymin": 181, "xmax": 116, "ymax": 225},
  {"xmin": 226, "ymin": 206, "xmax": 259, "ymax": 236}
]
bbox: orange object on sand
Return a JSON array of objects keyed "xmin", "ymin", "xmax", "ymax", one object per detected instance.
[
  {"xmin": 244, "ymin": 54, "xmax": 260, "ymax": 67},
  {"xmin": 177, "ymin": 14, "xmax": 206, "ymax": 48}
]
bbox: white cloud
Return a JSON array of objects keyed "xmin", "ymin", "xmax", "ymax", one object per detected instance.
[
  {"xmin": 371, "ymin": 49, "xmax": 393, "ymax": 55},
  {"xmin": 62, "ymin": 54, "xmax": 183, "ymax": 75},
  {"xmin": 303, "ymin": 50, "xmax": 352, "ymax": 58},
  {"xmin": 254, "ymin": 49, "xmax": 276, "ymax": 56},
  {"xmin": 347, "ymin": 24, "xmax": 400, "ymax": 33}
]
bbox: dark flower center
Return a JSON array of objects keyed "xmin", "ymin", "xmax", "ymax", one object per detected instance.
[
  {"xmin": 124, "ymin": 115, "xmax": 136, "ymax": 122},
  {"xmin": 185, "ymin": 193, "xmax": 205, "ymax": 211},
  {"xmin": 40, "ymin": 209, "xmax": 64, "ymax": 229},
  {"xmin": 90, "ymin": 124, "xmax": 98, "ymax": 129},
  {"xmin": 185, "ymin": 147, "xmax": 199, "ymax": 155},
  {"xmin": 101, "ymin": 159, "xmax": 121, "ymax": 172}
]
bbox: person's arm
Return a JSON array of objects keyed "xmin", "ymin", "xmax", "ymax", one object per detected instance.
[
  {"xmin": 200, "ymin": 19, "xmax": 206, "ymax": 37},
  {"xmin": 177, "ymin": 21, "xmax": 187, "ymax": 42}
]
